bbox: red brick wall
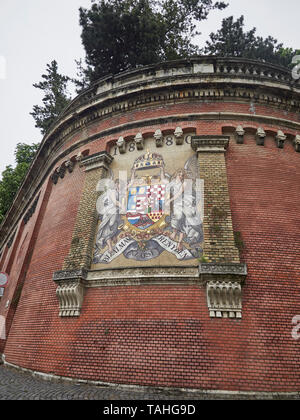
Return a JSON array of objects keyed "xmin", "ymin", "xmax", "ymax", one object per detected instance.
[
  {"xmin": 2, "ymin": 99, "xmax": 300, "ymax": 392},
  {"xmin": 225, "ymin": 134, "xmax": 300, "ymax": 391},
  {"xmin": 61, "ymin": 101, "xmax": 298, "ymax": 154},
  {"xmin": 2, "ymin": 164, "xmax": 85, "ymax": 360},
  {"xmin": 0, "ymin": 181, "xmax": 51, "ymax": 353}
]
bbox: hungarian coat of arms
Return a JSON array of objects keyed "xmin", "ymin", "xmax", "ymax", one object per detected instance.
[{"xmin": 93, "ymin": 151, "xmax": 203, "ymax": 264}]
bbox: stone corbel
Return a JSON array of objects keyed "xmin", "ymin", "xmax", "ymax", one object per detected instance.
[
  {"xmin": 53, "ymin": 269, "xmax": 87, "ymax": 317},
  {"xmin": 134, "ymin": 133, "xmax": 144, "ymax": 150},
  {"xmin": 200, "ymin": 263, "xmax": 247, "ymax": 319},
  {"xmin": 80, "ymin": 151, "xmax": 114, "ymax": 172},
  {"xmin": 51, "ymin": 162, "xmax": 72, "ymax": 184},
  {"xmin": 294, "ymin": 134, "xmax": 300, "ymax": 152},
  {"xmin": 174, "ymin": 127, "xmax": 184, "ymax": 145},
  {"xmin": 154, "ymin": 129, "xmax": 163, "ymax": 147},
  {"xmin": 117, "ymin": 136, "xmax": 126, "ymax": 154},
  {"xmin": 51, "ymin": 171, "xmax": 59, "ymax": 185},
  {"xmin": 76, "ymin": 152, "xmax": 83, "ymax": 163},
  {"xmin": 256, "ymin": 127, "xmax": 266, "ymax": 146},
  {"xmin": 23, "ymin": 194, "xmax": 40, "ymax": 225},
  {"xmin": 276, "ymin": 130, "xmax": 286, "ymax": 149},
  {"xmin": 235, "ymin": 126, "xmax": 245, "ymax": 144},
  {"xmin": 65, "ymin": 160, "xmax": 74, "ymax": 173},
  {"xmin": 191, "ymin": 136, "xmax": 229, "ymax": 153},
  {"xmin": 57, "ymin": 165, "xmax": 66, "ymax": 179}
]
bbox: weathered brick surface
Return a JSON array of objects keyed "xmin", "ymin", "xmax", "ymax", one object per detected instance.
[
  {"xmin": 197, "ymin": 149, "xmax": 240, "ymax": 263},
  {"xmin": 0, "ymin": 180, "xmax": 52, "ymax": 353},
  {"xmin": 63, "ymin": 166, "xmax": 107, "ymax": 270}
]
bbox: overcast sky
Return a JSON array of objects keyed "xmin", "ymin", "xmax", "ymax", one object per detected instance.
[{"xmin": 0, "ymin": 0, "xmax": 299, "ymax": 175}]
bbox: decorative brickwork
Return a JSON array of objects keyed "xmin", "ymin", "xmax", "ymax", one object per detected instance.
[
  {"xmin": 192, "ymin": 136, "xmax": 240, "ymax": 264},
  {"xmin": 62, "ymin": 152, "xmax": 113, "ymax": 271}
]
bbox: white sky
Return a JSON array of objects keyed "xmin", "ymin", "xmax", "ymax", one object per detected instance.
[{"xmin": 0, "ymin": 0, "xmax": 299, "ymax": 175}]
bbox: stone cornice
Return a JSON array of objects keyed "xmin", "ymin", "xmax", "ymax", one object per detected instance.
[
  {"xmin": 49, "ymin": 83, "xmax": 300, "ymax": 150},
  {"xmin": 191, "ymin": 136, "xmax": 230, "ymax": 153},
  {"xmin": 199, "ymin": 263, "xmax": 247, "ymax": 280},
  {"xmin": 86, "ymin": 266, "xmax": 200, "ymax": 287},
  {"xmin": 53, "ymin": 268, "xmax": 88, "ymax": 283},
  {"xmin": 58, "ymin": 57, "xmax": 299, "ymax": 125},
  {"xmin": 80, "ymin": 151, "xmax": 114, "ymax": 172}
]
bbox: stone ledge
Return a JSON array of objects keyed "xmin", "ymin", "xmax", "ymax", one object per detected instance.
[
  {"xmin": 80, "ymin": 151, "xmax": 113, "ymax": 172},
  {"xmin": 191, "ymin": 136, "xmax": 230, "ymax": 153},
  {"xmin": 199, "ymin": 263, "xmax": 247, "ymax": 278},
  {"xmin": 53, "ymin": 268, "xmax": 88, "ymax": 282},
  {"xmin": 86, "ymin": 266, "xmax": 200, "ymax": 287}
]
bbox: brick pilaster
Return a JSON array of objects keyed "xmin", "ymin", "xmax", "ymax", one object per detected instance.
[
  {"xmin": 53, "ymin": 152, "xmax": 113, "ymax": 317},
  {"xmin": 62, "ymin": 152, "xmax": 114, "ymax": 270},
  {"xmin": 192, "ymin": 136, "xmax": 240, "ymax": 264}
]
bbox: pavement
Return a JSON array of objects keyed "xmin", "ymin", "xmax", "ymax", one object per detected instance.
[
  {"xmin": 0, "ymin": 364, "xmax": 299, "ymax": 400},
  {"xmin": 0, "ymin": 364, "xmax": 212, "ymax": 400}
]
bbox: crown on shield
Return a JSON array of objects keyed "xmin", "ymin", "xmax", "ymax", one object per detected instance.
[{"xmin": 133, "ymin": 151, "xmax": 164, "ymax": 171}]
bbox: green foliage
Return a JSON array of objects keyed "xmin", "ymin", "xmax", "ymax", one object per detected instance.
[
  {"xmin": 30, "ymin": 60, "xmax": 72, "ymax": 135},
  {"xmin": 77, "ymin": 0, "xmax": 227, "ymax": 85},
  {"xmin": 0, "ymin": 143, "xmax": 39, "ymax": 225},
  {"xmin": 211, "ymin": 206, "xmax": 227, "ymax": 220},
  {"xmin": 204, "ymin": 15, "xmax": 300, "ymax": 68},
  {"xmin": 199, "ymin": 255, "xmax": 209, "ymax": 263}
]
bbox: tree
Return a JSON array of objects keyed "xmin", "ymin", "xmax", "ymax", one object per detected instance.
[
  {"xmin": 31, "ymin": 60, "xmax": 72, "ymax": 135},
  {"xmin": 78, "ymin": 0, "xmax": 227, "ymax": 83},
  {"xmin": 0, "ymin": 143, "xmax": 39, "ymax": 225},
  {"xmin": 204, "ymin": 15, "xmax": 300, "ymax": 68}
]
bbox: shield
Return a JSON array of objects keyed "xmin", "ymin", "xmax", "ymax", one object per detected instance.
[{"xmin": 126, "ymin": 183, "xmax": 166, "ymax": 231}]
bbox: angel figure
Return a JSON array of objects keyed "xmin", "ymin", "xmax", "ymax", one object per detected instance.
[
  {"xmin": 166, "ymin": 159, "xmax": 203, "ymax": 251},
  {"xmin": 95, "ymin": 179, "xmax": 124, "ymax": 254}
]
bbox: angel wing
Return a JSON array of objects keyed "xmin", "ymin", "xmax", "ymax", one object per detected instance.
[
  {"xmin": 184, "ymin": 155, "xmax": 200, "ymax": 180},
  {"xmin": 95, "ymin": 168, "xmax": 114, "ymax": 217}
]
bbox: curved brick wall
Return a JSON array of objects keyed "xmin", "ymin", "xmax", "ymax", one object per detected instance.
[{"xmin": 0, "ymin": 58, "xmax": 299, "ymax": 393}]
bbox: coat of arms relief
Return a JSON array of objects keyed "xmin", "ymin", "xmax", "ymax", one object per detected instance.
[{"xmin": 93, "ymin": 148, "xmax": 203, "ymax": 266}]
